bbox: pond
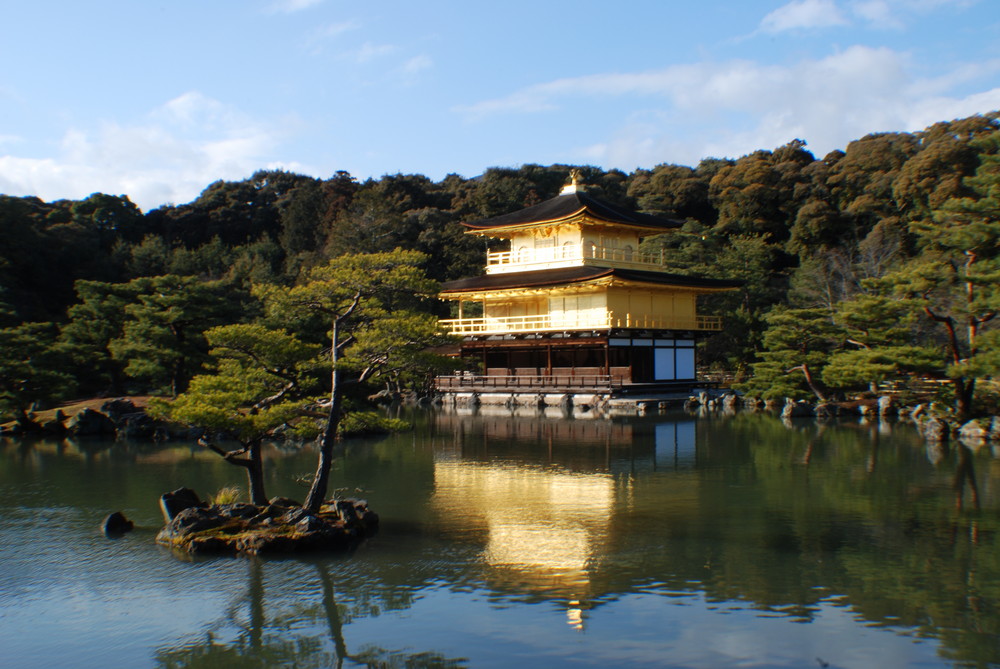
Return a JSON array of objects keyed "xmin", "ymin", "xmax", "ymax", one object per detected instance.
[{"xmin": 1, "ymin": 408, "xmax": 998, "ymax": 668}]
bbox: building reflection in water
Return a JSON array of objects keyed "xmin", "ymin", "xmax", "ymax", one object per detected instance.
[
  {"xmin": 656, "ymin": 420, "xmax": 696, "ymax": 468},
  {"xmin": 430, "ymin": 408, "xmax": 698, "ymax": 630}
]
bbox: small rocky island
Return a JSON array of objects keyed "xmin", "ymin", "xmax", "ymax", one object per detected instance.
[{"xmin": 156, "ymin": 488, "xmax": 378, "ymax": 556}]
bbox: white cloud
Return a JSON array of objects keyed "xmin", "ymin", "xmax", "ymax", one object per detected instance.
[
  {"xmin": 905, "ymin": 87, "xmax": 1000, "ymax": 131},
  {"xmin": 402, "ymin": 54, "xmax": 433, "ymax": 75},
  {"xmin": 348, "ymin": 41, "xmax": 397, "ymax": 64},
  {"xmin": 906, "ymin": 58, "xmax": 1000, "ymax": 98},
  {"xmin": 396, "ymin": 54, "xmax": 434, "ymax": 87},
  {"xmin": 758, "ymin": 0, "xmax": 979, "ymax": 33},
  {"xmin": 267, "ymin": 0, "xmax": 325, "ymax": 14},
  {"xmin": 848, "ymin": 0, "xmax": 900, "ymax": 27},
  {"xmin": 760, "ymin": 0, "xmax": 848, "ymax": 33},
  {"xmin": 319, "ymin": 20, "xmax": 360, "ymax": 38},
  {"xmin": 303, "ymin": 20, "xmax": 362, "ymax": 55},
  {"xmin": 848, "ymin": 0, "xmax": 979, "ymax": 29},
  {"xmin": 457, "ymin": 45, "xmax": 1000, "ymax": 169},
  {"xmin": 0, "ymin": 92, "xmax": 307, "ymax": 210}
]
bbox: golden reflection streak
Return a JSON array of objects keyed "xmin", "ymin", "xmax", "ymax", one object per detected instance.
[{"xmin": 433, "ymin": 460, "xmax": 617, "ymax": 605}]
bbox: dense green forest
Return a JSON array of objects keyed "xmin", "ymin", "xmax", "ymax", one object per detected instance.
[{"xmin": 2, "ymin": 112, "xmax": 999, "ymax": 423}]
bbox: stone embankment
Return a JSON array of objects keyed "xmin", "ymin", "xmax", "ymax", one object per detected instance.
[
  {"xmin": 685, "ymin": 390, "xmax": 1000, "ymax": 446},
  {"xmin": 445, "ymin": 391, "xmax": 608, "ymax": 413},
  {"xmin": 155, "ymin": 487, "xmax": 378, "ymax": 556},
  {"xmin": 1, "ymin": 398, "xmax": 173, "ymax": 440}
]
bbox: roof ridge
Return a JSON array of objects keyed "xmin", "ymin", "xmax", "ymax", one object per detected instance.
[{"xmin": 462, "ymin": 190, "xmax": 681, "ymax": 232}]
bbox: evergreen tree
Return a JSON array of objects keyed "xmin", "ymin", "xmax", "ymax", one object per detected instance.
[
  {"xmin": 739, "ymin": 307, "xmax": 844, "ymax": 401},
  {"xmin": 887, "ymin": 135, "xmax": 1000, "ymax": 418},
  {"xmin": 256, "ymin": 249, "xmax": 449, "ymax": 511},
  {"xmin": 822, "ymin": 294, "xmax": 940, "ymax": 393},
  {"xmin": 0, "ymin": 322, "xmax": 75, "ymax": 427},
  {"xmin": 60, "ymin": 279, "xmax": 138, "ymax": 395},
  {"xmin": 157, "ymin": 324, "xmax": 323, "ymax": 504},
  {"xmin": 109, "ymin": 275, "xmax": 242, "ymax": 395}
]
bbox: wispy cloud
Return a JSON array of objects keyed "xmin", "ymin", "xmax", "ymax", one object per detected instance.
[
  {"xmin": 456, "ymin": 45, "xmax": 1000, "ymax": 169},
  {"xmin": 0, "ymin": 92, "xmax": 307, "ymax": 209},
  {"xmin": 760, "ymin": 0, "xmax": 848, "ymax": 33},
  {"xmin": 759, "ymin": 0, "xmax": 981, "ymax": 33},
  {"xmin": 267, "ymin": 0, "xmax": 325, "ymax": 14},
  {"xmin": 396, "ymin": 54, "xmax": 434, "ymax": 86},
  {"xmin": 402, "ymin": 54, "xmax": 433, "ymax": 75},
  {"xmin": 848, "ymin": 0, "xmax": 901, "ymax": 28},
  {"xmin": 348, "ymin": 41, "xmax": 397, "ymax": 64},
  {"xmin": 303, "ymin": 20, "xmax": 362, "ymax": 55},
  {"xmin": 319, "ymin": 20, "xmax": 361, "ymax": 38}
]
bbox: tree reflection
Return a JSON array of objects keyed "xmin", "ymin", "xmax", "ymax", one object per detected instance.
[
  {"xmin": 953, "ymin": 445, "xmax": 980, "ymax": 512},
  {"xmin": 6, "ymin": 410, "xmax": 1000, "ymax": 667},
  {"xmin": 866, "ymin": 421, "xmax": 879, "ymax": 475},
  {"xmin": 483, "ymin": 411, "xmax": 1000, "ymax": 666},
  {"xmin": 703, "ymin": 415, "xmax": 1000, "ymax": 666},
  {"xmin": 155, "ymin": 559, "xmax": 467, "ymax": 668}
]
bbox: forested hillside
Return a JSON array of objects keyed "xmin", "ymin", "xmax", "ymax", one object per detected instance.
[{"xmin": 2, "ymin": 112, "xmax": 999, "ymax": 420}]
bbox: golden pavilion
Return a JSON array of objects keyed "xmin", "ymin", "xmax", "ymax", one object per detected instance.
[{"xmin": 436, "ymin": 173, "xmax": 739, "ymax": 395}]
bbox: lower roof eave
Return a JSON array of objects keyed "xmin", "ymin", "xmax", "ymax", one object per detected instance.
[{"xmin": 453, "ymin": 329, "xmax": 707, "ymax": 345}]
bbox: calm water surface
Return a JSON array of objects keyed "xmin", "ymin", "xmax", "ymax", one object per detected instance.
[{"xmin": 1, "ymin": 409, "xmax": 998, "ymax": 668}]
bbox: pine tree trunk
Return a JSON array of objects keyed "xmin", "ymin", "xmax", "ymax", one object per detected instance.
[
  {"xmin": 954, "ymin": 377, "xmax": 975, "ymax": 422},
  {"xmin": 247, "ymin": 440, "xmax": 268, "ymax": 506},
  {"xmin": 789, "ymin": 363, "xmax": 831, "ymax": 402},
  {"xmin": 305, "ymin": 368, "xmax": 342, "ymax": 511},
  {"xmin": 305, "ymin": 316, "xmax": 344, "ymax": 512}
]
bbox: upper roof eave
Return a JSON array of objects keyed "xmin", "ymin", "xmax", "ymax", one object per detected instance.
[
  {"xmin": 439, "ymin": 266, "xmax": 743, "ymax": 296},
  {"xmin": 461, "ymin": 191, "xmax": 683, "ymax": 234}
]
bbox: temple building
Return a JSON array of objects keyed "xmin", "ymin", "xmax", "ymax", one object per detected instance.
[{"xmin": 435, "ymin": 174, "xmax": 740, "ymax": 397}]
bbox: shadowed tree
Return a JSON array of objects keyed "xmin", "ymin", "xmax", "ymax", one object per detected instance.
[
  {"xmin": 628, "ymin": 163, "xmax": 714, "ymax": 224},
  {"xmin": 740, "ymin": 306, "xmax": 845, "ymax": 401},
  {"xmin": 257, "ymin": 249, "xmax": 449, "ymax": 511},
  {"xmin": 0, "ymin": 322, "xmax": 75, "ymax": 428},
  {"xmin": 887, "ymin": 135, "xmax": 1000, "ymax": 418},
  {"xmin": 109, "ymin": 275, "xmax": 242, "ymax": 395},
  {"xmin": 822, "ymin": 294, "xmax": 940, "ymax": 393},
  {"xmin": 158, "ymin": 324, "xmax": 323, "ymax": 504},
  {"xmin": 60, "ymin": 279, "xmax": 140, "ymax": 395}
]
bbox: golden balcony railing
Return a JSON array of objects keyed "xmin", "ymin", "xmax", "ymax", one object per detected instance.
[
  {"xmin": 485, "ymin": 244, "xmax": 669, "ymax": 274},
  {"xmin": 439, "ymin": 312, "xmax": 722, "ymax": 335}
]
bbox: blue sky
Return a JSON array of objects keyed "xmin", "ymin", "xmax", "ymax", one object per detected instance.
[{"xmin": 2, "ymin": 0, "xmax": 999, "ymax": 210}]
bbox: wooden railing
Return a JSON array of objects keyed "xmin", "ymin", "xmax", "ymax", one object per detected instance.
[
  {"xmin": 439, "ymin": 312, "xmax": 722, "ymax": 335},
  {"xmin": 485, "ymin": 244, "xmax": 668, "ymax": 273},
  {"xmin": 435, "ymin": 374, "xmax": 623, "ymax": 391}
]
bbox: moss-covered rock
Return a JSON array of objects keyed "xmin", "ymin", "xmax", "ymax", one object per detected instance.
[{"xmin": 155, "ymin": 498, "xmax": 378, "ymax": 556}]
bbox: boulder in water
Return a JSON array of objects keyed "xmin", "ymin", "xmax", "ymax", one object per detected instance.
[
  {"xmin": 66, "ymin": 408, "xmax": 116, "ymax": 436},
  {"xmin": 922, "ymin": 417, "xmax": 951, "ymax": 443},
  {"xmin": 102, "ymin": 511, "xmax": 134, "ymax": 536},
  {"xmin": 781, "ymin": 398, "xmax": 815, "ymax": 418},
  {"xmin": 159, "ymin": 487, "xmax": 205, "ymax": 522}
]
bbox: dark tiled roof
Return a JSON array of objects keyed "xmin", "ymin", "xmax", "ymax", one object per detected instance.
[
  {"xmin": 613, "ymin": 268, "xmax": 743, "ymax": 289},
  {"xmin": 440, "ymin": 266, "xmax": 742, "ymax": 294},
  {"xmin": 463, "ymin": 191, "xmax": 683, "ymax": 231}
]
